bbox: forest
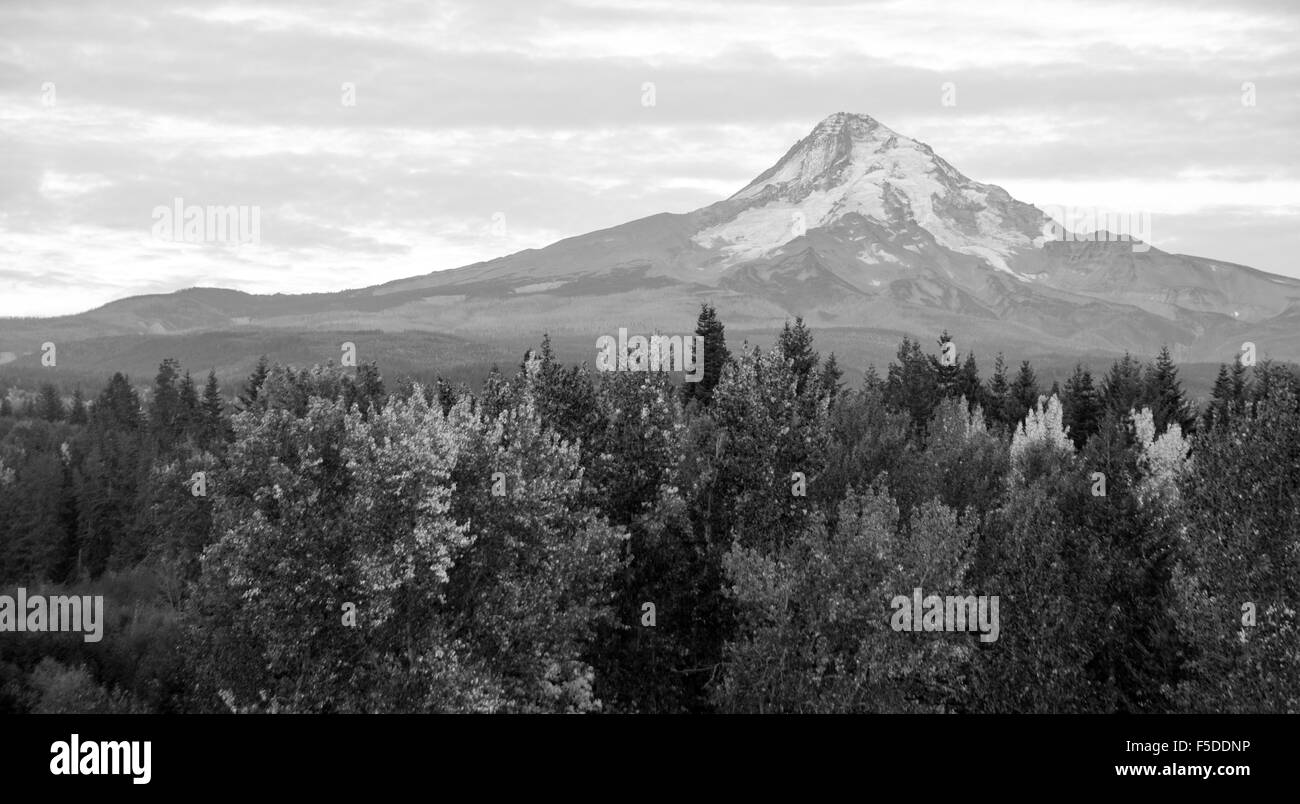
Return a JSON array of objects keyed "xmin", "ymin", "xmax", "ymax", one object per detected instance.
[{"xmin": 0, "ymin": 305, "xmax": 1297, "ymax": 713}]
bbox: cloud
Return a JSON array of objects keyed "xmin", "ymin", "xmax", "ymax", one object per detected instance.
[{"xmin": 0, "ymin": 0, "xmax": 1296, "ymax": 315}]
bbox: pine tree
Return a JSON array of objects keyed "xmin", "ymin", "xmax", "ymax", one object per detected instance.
[
  {"xmin": 69, "ymin": 388, "xmax": 88, "ymax": 425},
  {"xmin": 1230, "ymin": 355, "xmax": 1249, "ymax": 408},
  {"xmin": 1145, "ymin": 346, "xmax": 1194, "ymax": 435},
  {"xmin": 776, "ymin": 316, "xmax": 818, "ymax": 396},
  {"xmin": 91, "ymin": 373, "xmax": 142, "ymax": 431},
  {"xmin": 237, "ymin": 355, "xmax": 271, "ymax": 410},
  {"xmin": 0, "ymin": 395, "xmax": 11, "ymax": 417},
  {"xmin": 179, "ymin": 370, "xmax": 200, "ymax": 437},
  {"xmin": 986, "ymin": 353, "xmax": 1010, "ymax": 426},
  {"xmin": 1006, "ymin": 360, "xmax": 1040, "ymax": 425},
  {"xmin": 956, "ymin": 351, "xmax": 983, "ymax": 410},
  {"xmin": 347, "ymin": 361, "xmax": 386, "ymax": 415},
  {"xmin": 149, "ymin": 358, "xmax": 183, "ymax": 447},
  {"xmin": 79, "ymin": 373, "xmax": 144, "ymax": 577},
  {"xmin": 681, "ymin": 303, "xmax": 731, "ymax": 408},
  {"xmin": 1100, "ymin": 353, "xmax": 1145, "ymax": 420},
  {"xmin": 884, "ymin": 336, "xmax": 939, "ymax": 432},
  {"xmin": 37, "ymin": 383, "xmax": 64, "ymax": 422},
  {"xmin": 1248, "ymin": 359, "xmax": 1295, "ymax": 408},
  {"xmin": 1208, "ymin": 363, "xmax": 1232, "ymax": 426},
  {"xmin": 200, "ymin": 371, "xmax": 228, "ymax": 446},
  {"xmin": 1061, "ymin": 364, "xmax": 1100, "ymax": 447},
  {"xmin": 818, "ymin": 352, "xmax": 844, "ymax": 402},
  {"xmin": 863, "ymin": 364, "xmax": 883, "ymax": 394}
]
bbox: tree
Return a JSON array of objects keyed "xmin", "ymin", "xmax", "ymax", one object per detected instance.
[
  {"xmin": 525, "ymin": 334, "xmax": 602, "ymax": 451},
  {"xmin": 1173, "ymin": 382, "xmax": 1300, "ymax": 712},
  {"xmin": 347, "ymin": 361, "xmax": 386, "ymax": 415},
  {"xmin": 1006, "ymin": 360, "xmax": 1040, "ymax": 425},
  {"xmin": 1061, "ymin": 364, "xmax": 1100, "ymax": 447},
  {"xmin": 716, "ymin": 485, "xmax": 976, "ymax": 712},
  {"xmin": 956, "ymin": 351, "xmax": 983, "ymax": 410},
  {"xmin": 200, "ymin": 371, "xmax": 229, "ymax": 447},
  {"xmin": 680, "ymin": 303, "xmax": 731, "ymax": 408},
  {"xmin": 77, "ymin": 373, "xmax": 144, "ymax": 577},
  {"xmin": 149, "ymin": 358, "xmax": 184, "ymax": 448},
  {"xmin": 817, "ymin": 353, "xmax": 844, "ymax": 403},
  {"xmin": 37, "ymin": 384, "xmax": 64, "ymax": 422},
  {"xmin": 973, "ymin": 460, "xmax": 1112, "ymax": 712},
  {"xmin": 884, "ymin": 336, "xmax": 939, "ymax": 433},
  {"xmin": 0, "ymin": 396, "xmax": 11, "ymax": 417},
  {"xmin": 69, "ymin": 388, "xmax": 88, "ymax": 425},
  {"xmin": 236, "ymin": 356, "xmax": 270, "ymax": 411},
  {"xmin": 1009, "ymin": 395, "xmax": 1074, "ymax": 484},
  {"xmin": 193, "ymin": 384, "xmax": 485, "ymax": 713},
  {"xmin": 178, "ymin": 370, "xmax": 200, "ymax": 437},
  {"xmin": 985, "ymin": 353, "xmax": 1010, "ymax": 427},
  {"xmin": 1145, "ymin": 346, "xmax": 1194, "ymax": 435},
  {"xmin": 1208, "ymin": 356, "xmax": 1251, "ymax": 427},
  {"xmin": 1100, "ymin": 353, "xmax": 1145, "ymax": 420},
  {"xmin": 775, "ymin": 316, "xmax": 818, "ymax": 397},
  {"xmin": 443, "ymin": 386, "xmax": 626, "ymax": 712}
]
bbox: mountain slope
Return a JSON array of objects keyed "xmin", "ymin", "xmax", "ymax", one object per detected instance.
[{"xmin": 4, "ymin": 111, "xmax": 1299, "ymax": 369}]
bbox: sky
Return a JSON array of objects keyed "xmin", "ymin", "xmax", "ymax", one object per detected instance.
[{"xmin": 1, "ymin": 0, "xmax": 1297, "ymax": 317}]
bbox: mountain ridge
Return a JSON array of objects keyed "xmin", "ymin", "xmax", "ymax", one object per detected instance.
[{"xmin": 4, "ymin": 112, "xmax": 1299, "ymax": 369}]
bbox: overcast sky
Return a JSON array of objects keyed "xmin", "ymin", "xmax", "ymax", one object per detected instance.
[{"xmin": 1, "ymin": 0, "xmax": 1296, "ymax": 317}]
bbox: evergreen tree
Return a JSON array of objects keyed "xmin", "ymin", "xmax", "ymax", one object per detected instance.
[
  {"xmin": 1248, "ymin": 359, "xmax": 1296, "ymax": 408},
  {"xmin": 37, "ymin": 384, "xmax": 64, "ymax": 422},
  {"xmin": 817, "ymin": 353, "xmax": 844, "ymax": 402},
  {"xmin": 201, "ymin": 370, "xmax": 227, "ymax": 446},
  {"xmin": 1006, "ymin": 360, "xmax": 1040, "ymax": 425},
  {"xmin": 178, "ymin": 370, "xmax": 200, "ymax": 437},
  {"xmin": 862, "ymin": 364, "xmax": 883, "ymax": 394},
  {"xmin": 1175, "ymin": 382, "xmax": 1300, "ymax": 712},
  {"xmin": 681, "ymin": 303, "xmax": 731, "ymax": 408},
  {"xmin": 956, "ymin": 350, "xmax": 983, "ymax": 410},
  {"xmin": 1100, "ymin": 353, "xmax": 1145, "ymax": 420},
  {"xmin": 1145, "ymin": 346, "xmax": 1194, "ymax": 434},
  {"xmin": 346, "ymin": 361, "xmax": 387, "ymax": 416},
  {"xmin": 149, "ymin": 358, "xmax": 184, "ymax": 447},
  {"xmin": 69, "ymin": 388, "xmax": 87, "ymax": 425},
  {"xmin": 1061, "ymin": 364, "xmax": 1100, "ymax": 447},
  {"xmin": 1230, "ymin": 355, "xmax": 1249, "ymax": 407},
  {"xmin": 0, "ymin": 395, "xmax": 11, "ymax": 417},
  {"xmin": 236, "ymin": 355, "xmax": 271, "ymax": 410},
  {"xmin": 78, "ymin": 373, "xmax": 144, "ymax": 577},
  {"xmin": 522, "ymin": 334, "xmax": 602, "ymax": 453},
  {"xmin": 985, "ymin": 353, "xmax": 1010, "ymax": 427},
  {"xmin": 884, "ymin": 336, "xmax": 939, "ymax": 432},
  {"xmin": 1208, "ymin": 363, "xmax": 1232, "ymax": 426},
  {"xmin": 775, "ymin": 316, "xmax": 818, "ymax": 396}
]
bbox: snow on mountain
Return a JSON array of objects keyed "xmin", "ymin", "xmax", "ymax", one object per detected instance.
[
  {"xmin": 693, "ymin": 112, "xmax": 1045, "ymax": 277},
  {"xmin": 9, "ymin": 111, "xmax": 1300, "ymax": 367}
]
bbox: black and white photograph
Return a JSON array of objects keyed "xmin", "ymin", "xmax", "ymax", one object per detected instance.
[{"xmin": 0, "ymin": 0, "xmax": 1294, "ymax": 788}]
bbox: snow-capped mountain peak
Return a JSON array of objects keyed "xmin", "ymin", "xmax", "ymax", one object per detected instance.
[{"xmin": 695, "ymin": 112, "xmax": 1045, "ymax": 274}]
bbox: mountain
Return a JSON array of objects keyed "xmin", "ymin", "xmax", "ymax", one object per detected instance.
[{"xmin": 4, "ymin": 111, "xmax": 1300, "ymax": 380}]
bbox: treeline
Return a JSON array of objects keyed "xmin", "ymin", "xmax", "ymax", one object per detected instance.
[{"xmin": 0, "ymin": 308, "xmax": 1297, "ymax": 713}]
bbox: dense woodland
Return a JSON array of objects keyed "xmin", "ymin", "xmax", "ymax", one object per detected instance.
[{"xmin": 1, "ymin": 306, "xmax": 1297, "ymax": 713}]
